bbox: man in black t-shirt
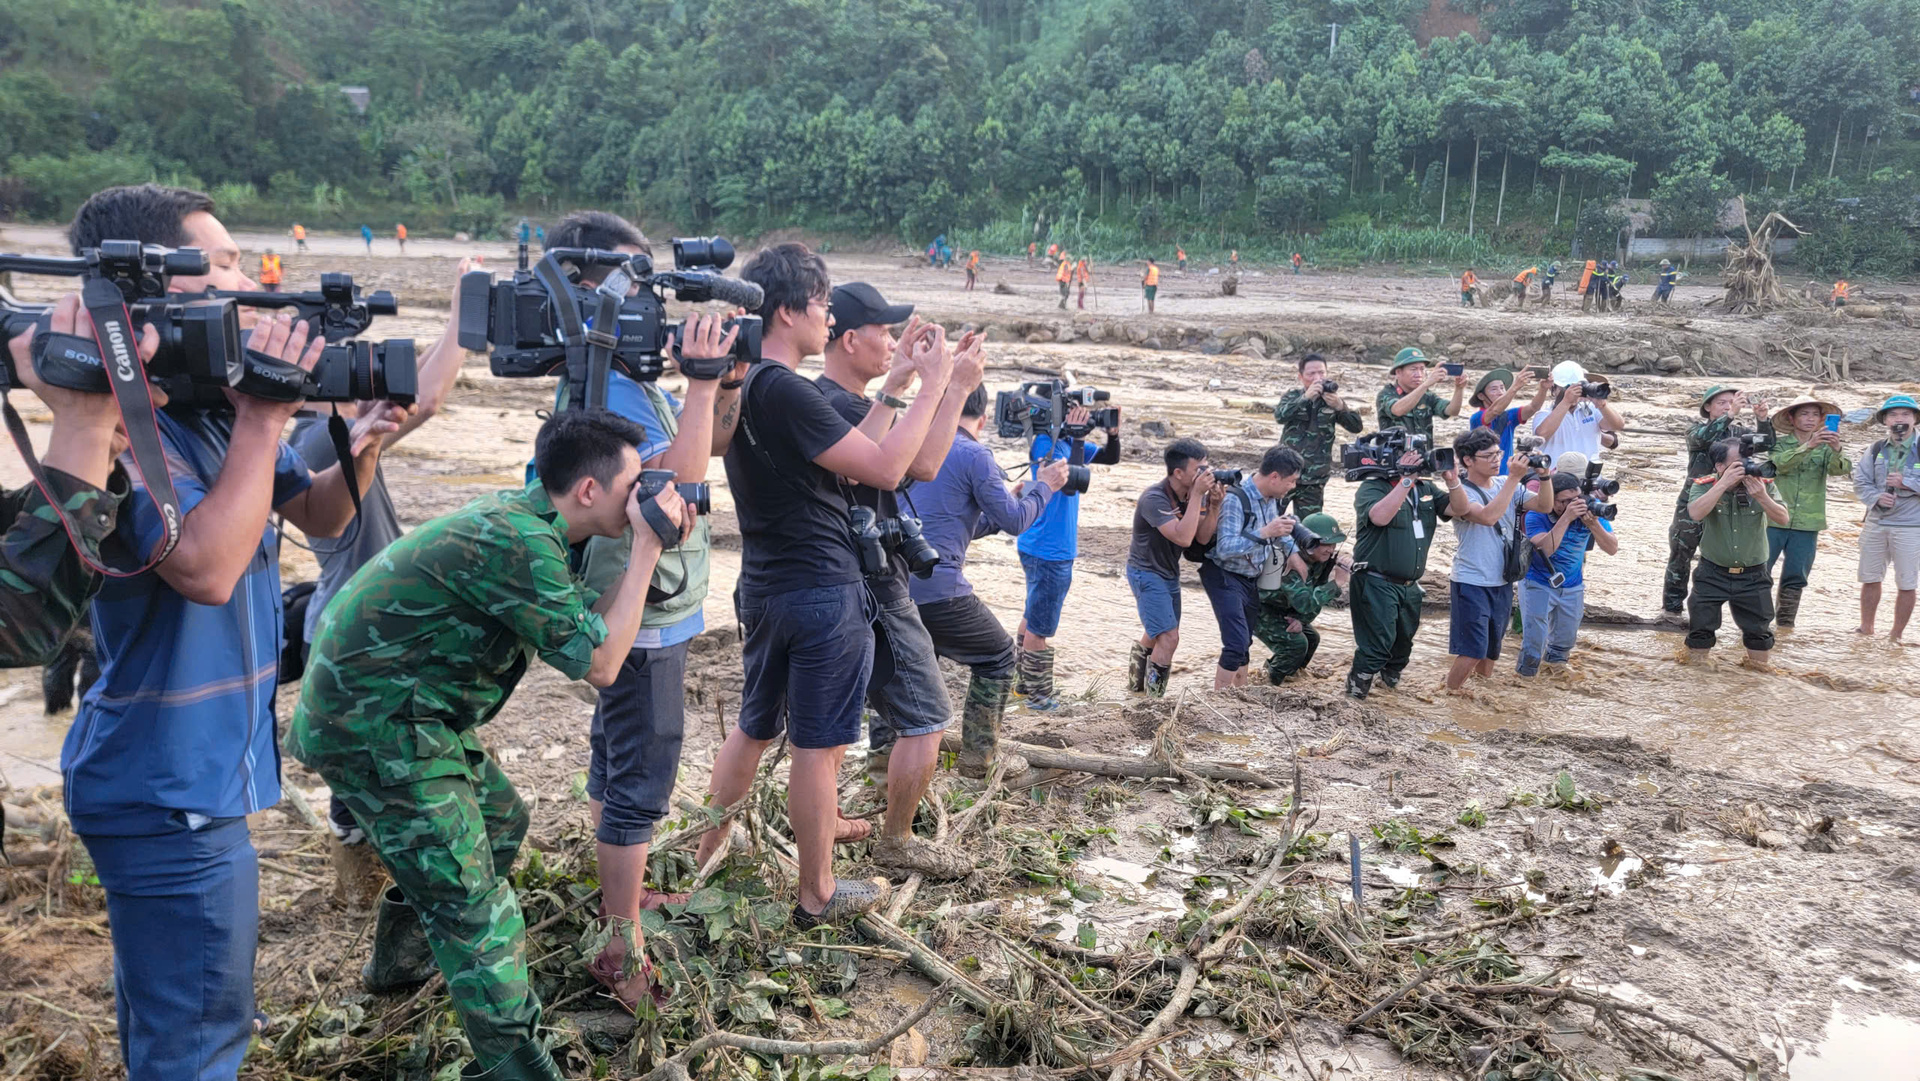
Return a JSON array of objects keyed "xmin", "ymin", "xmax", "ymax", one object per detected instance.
[
  {"xmin": 814, "ymin": 281, "xmax": 987, "ymax": 880},
  {"xmin": 695, "ymin": 244, "xmax": 963, "ymax": 927}
]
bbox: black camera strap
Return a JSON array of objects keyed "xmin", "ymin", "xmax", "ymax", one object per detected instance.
[
  {"xmin": 0, "ymin": 278, "xmax": 183, "ymax": 575},
  {"xmin": 532, "ymin": 256, "xmax": 620, "ymax": 412}
]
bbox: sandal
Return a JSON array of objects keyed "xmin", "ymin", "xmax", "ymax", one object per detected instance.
[
  {"xmin": 834, "ymin": 813, "xmax": 874, "ymax": 843},
  {"xmin": 791, "ymin": 877, "xmax": 892, "ymax": 930},
  {"xmin": 587, "ymin": 948, "xmax": 668, "ymax": 1012}
]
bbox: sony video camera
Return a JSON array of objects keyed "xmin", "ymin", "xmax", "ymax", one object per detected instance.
[
  {"xmin": 458, "ymin": 237, "xmax": 763, "ymax": 410},
  {"xmin": 994, "ymin": 379, "xmax": 1119, "ymax": 496},
  {"xmin": 850, "ymin": 505, "xmax": 940, "ymax": 579},
  {"xmin": 1340, "ymin": 427, "xmax": 1455, "ymax": 482}
]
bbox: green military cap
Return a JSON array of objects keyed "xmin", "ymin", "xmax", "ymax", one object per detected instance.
[
  {"xmin": 1301, "ymin": 512, "xmax": 1346, "ymax": 547},
  {"xmin": 1471, "ymin": 367, "xmax": 1515, "ymax": 408},
  {"xmin": 1699, "ymin": 384, "xmax": 1740, "ymax": 418},
  {"xmin": 1875, "ymin": 393, "xmax": 1920, "ymax": 424},
  {"xmin": 1390, "ymin": 347, "xmax": 1428, "ymax": 372}
]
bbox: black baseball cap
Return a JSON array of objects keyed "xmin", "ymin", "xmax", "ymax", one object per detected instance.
[{"xmin": 827, "ymin": 282, "xmax": 913, "ymax": 342}]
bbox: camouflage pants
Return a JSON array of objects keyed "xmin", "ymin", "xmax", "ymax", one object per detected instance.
[
  {"xmin": 1665, "ymin": 498, "xmax": 1704, "ymax": 612},
  {"xmin": 1290, "ymin": 482, "xmax": 1327, "ymax": 518},
  {"xmin": 294, "ymin": 719, "xmax": 537, "ymax": 1070},
  {"xmin": 1254, "ymin": 600, "xmax": 1319, "ymax": 683}
]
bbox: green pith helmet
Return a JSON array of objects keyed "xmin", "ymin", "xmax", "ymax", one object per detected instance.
[
  {"xmin": 1472, "ymin": 368, "xmax": 1515, "ymax": 408},
  {"xmin": 1875, "ymin": 393, "xmax": 1920, "ymax": 425},
  {"xmin": 1391, "ymin": 346, "xmax": 1428, "ymax": 373},
  {"xmin": 1301, "ymin": 512, "xmax": 1347, "ymax": 547},
  {"xmin": 1698, "ymin": 384, "xmax": 1740, "ymax": 418}
]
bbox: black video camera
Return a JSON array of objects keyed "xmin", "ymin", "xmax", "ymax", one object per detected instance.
[
  {"xmin": 1579, "ymin": 462, "xmax": 1619, "ymax": 520},
  {"xmin": 1340, "ymin": 427, "xmax": 1454, "ymax": 482},
  {"xmin": 1513, "ymin": 434, "xmax": 1552, "ymax": 471},
  {"xmin": 458, "ymin": 238, "xmax": 764, "ymax": 410},
  {"xmin": 994, "ymin": 379, "xmax": 1118, "ymax": 496},
  {"xmin": 1733, "ymin": 431, "xmax": 1778, "ymax": 494},
  {"xmin": 850, "ymin": 505, "xmax": 940, "ymax": 579},
  {"xmin": 169, "ymin": 272, "xmax": 416, "ymax": 409}
]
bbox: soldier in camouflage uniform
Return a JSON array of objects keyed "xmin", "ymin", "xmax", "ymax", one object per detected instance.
[
  {"xmin": 1375, "ymin": 346, "xmax": 1466, "ymax": 442},
  {"xmin": 1664, "ymin": 386, "xmax": 1772, "ymax": 614},
  {"xmin": 290, "ymin": 411, "xmax": 686, "ymax": 1081},
  {"xmin": 1273, "ymin": 353, "xmax": 1363, "ymax": 516},
  {"xmin": 1254, "ymin": 513, "xmax": 1352, "ymax": 683}
]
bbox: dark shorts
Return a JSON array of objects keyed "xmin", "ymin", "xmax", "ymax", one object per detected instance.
[
  {"xmin": 1127, "ymin": 566, "xmax": 1182, "ymax": 638},
  {"xmin": 587, "ymin": 641, "xmax": 689, "ymax": 846},
  {"xmin": 1019, "ymin": 553, "xmax": 1074, "ymax": 638},
  {"xmin": 917, "ymin": 594, "xmax": 1017, "ymax": 679},
  {"xmin": 864, "ymin": 593, "xmax": 951, "ymax": 753},
  {"xmin": 1448, "ymin": 581, "xmax": 1513, "ymax": 660},
  {"xmin": 1143, "ymin": 285, "xmax": 1158, "ymax": 301},
  {"xmin": 1199, "ymin": 562, "xmax": 1260, "ymax": 671},
  {"xmin": 737, "ymin": 582, "xmax": 876, "ymax": 750}
]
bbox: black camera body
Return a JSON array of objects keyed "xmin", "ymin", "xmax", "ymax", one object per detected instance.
[
  {"xmin": 1731, "ymin": 431, "xmax": 1777, "ymax": 499},
  {"xmin": 1578, "ymin": 380, "xmax": 1612, "ymax": 401},
  {"xmin": 1579, "ymin": 462, "xmax": 1619, "ymax": 520},
  {"xmin": 849, "ymin": 506, "xmax": 940, "ymax": 579},
  {"xmin": 1213, "ymin": 468, "xmax": 1244, "ymax": 487},
  {"xmin": 1513, "ymin": 434, "xmax": 1551, "ymax": 471},
  {"xmin": 458, "ymin": 239, "xmax": 763, "ymax": 409},
  {"xmin": 995, "ymin": 379, "xmax": 1117, "ymax": 496},
  {"xmin": 1319, "ymin": 379, "xmax": 1339, "ymax": 395},
  {"xmin": 1340, "ymin": 427, "xmax": 1453, "ymax": 482},
  {"xmin": 635, "ymin": 468, "xmax": 711, "ymax": 517}
]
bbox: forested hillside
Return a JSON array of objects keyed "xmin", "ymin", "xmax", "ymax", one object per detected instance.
[{"xmin": 2, "ymin": 0, "xmax": 1916, "ymax": 271}]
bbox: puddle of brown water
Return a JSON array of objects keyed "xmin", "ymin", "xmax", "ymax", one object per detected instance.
[{"xmin": 1793, "ymin": 1007, "xmax": 1920, "ymax": 1080}]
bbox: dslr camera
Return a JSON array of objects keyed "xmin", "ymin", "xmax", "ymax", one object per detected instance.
[
  {"xmin": 1573, "ymin": 380, "xmax": 1611, "ymax": 400},
  {"xmin": 1513, "ymin": 434, "xmax": 1552, "ymax": 471},
  {"xmin": 459, "ymin": 238, "xmax": 763, "ymax": 410},
  {"xmin": 1212, "ymin": 468, "xmax": 1243, "ymax": 487},
  {"xmin": 1340, "ymin": 427, "xmax": 1455, "ymax": 482},
  {"xmin": 994, "ymin": 379, "xmax": 1119, "ymax": 496},
  {"xmin": 1579, "ymin": 462, "xmax": 1619, "ymax": 520},
  {"xmin": 1735, "ymin": 431, "xmax": 1778, "ymax": 479},
  {"xmin": 850, "ymin": 505, "xmax": 940, "ymax": 579},
  {"xmin": 635, "ymin": 468, "xmax": 710, "ymax": 517}
]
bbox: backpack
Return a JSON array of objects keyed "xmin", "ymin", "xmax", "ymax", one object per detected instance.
[
  {"xmin": 279, "ymin": 581, "xmax": 317, "ymax": 684},
  {"xmin": 1464, "ymin": 480, "xmax": 1529, "ymax": 585}
]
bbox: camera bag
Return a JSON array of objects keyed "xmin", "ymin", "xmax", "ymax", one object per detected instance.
[{"xmin": 1463, "ymin": 479, "xmax": 1530, "ymax": 585}]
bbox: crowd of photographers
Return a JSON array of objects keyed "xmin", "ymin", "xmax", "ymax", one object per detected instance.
[{"xmin": 5, "ymin": 184, "xmax": 1920, "ymax": 1081}]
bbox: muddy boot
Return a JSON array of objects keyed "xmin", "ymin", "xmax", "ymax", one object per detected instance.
[
  {"xmin": 872, "ymin": 834, "xmax": 974, "ymax": 880},
  {"xmin": 363, "ymin": 886, "xmax": 438, "ymax": 993},
  {"xmin": 1345, "ymin": 671, "xmax": 1374, "ymax": 700},
  {"xmin": 1144, "ymin": 660, "xmax": 1171, "ymax": 698},
  {"xmin": 1126, "ymin": 641, "xmax": 1149, "ymax": 693},
  {"xmin": 958, "ymin": 675, "xmax": 1028, "ymax": 779},
  {"xmin": 461, "ymin": 1038, "xmax": 564, "ymax": 1081},
  {"xmin": 1017, "ymin": 647, "xmax": 1059, "ymax": 711},
  {"xmin": 1775, "ymin": 585, "xmax": 1803, "ymax": 629}
]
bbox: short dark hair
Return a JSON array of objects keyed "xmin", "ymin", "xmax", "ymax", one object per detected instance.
[
  {"xmin": 546, "ymin": 211, "xmax": 651, "ymax": 283},
  {"xmin": 740, "ymin": 242, "xmax": 831, "ymax": 323},
  {"xmin": 68, "ymin": 183, "xmax": 215, "ymax": 254},
  {"xmin": 1164, "ymin": 437, "xmax": 1208, "ymax": 474},
  {"xmin": 1454, "ymin": 427, "xmax": 1501, "ymax": 459},
  {"xmin": 535, "ymin": 409, "xmax": 649, "ymax": 496},
  {"xmin": 1709, "ymin": 437, "xmax": 1741, "ymax": 467},
  {"xmin": 1550, "ymin": 472, "xmax": 1582, "ymax": 494},
  {"xmin": 1259, "ymin": 445, "xmax": 1304, "ymax": 477},
  {"xmin": 962, "ymin": 385, "xmax": 989, "ymax": 419},
  {"xmin": 1297, "ymin": 352, "xmax": 1327, "ymax": 373}
]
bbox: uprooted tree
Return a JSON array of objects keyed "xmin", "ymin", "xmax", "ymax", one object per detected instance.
[{"xmin": 1716, "ymin": 196, "xmax": 1806, "ymax": 315}]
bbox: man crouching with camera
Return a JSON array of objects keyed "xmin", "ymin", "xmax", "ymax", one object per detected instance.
[
  {"xmin": 1683, "ymin": 438, "xmax": 1789, "ymax": 667},
  {"xmin": 290, "ymin": 411, "xmax": 688, "ymax": 1081},
  {"xmin": 1517, "ymin": 472, "xmax": 1619, "ymax": 675}
]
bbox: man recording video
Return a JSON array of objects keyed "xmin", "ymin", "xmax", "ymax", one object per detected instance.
[
  {"xmin": 1202, "ymin": 446, "xmax": 1303, "ymax": 688},
  {"xmin": 1346, "ymin": 440, "xmax": 1451, "ymax": 699},
  {"xmin": 1127, "ymin": 438, "xmax": 1219, "ymax": 697},
  {"xmin": 1517, "ymin": 472, "xmax": 1619, "ymax": 676},
  {"xmin": 290, "ymin": 410, "xmax": 689, "ymax": 1081},
  {"xmin": 1254, "ymin": 514, "xmax": 1352, "ymax": 684},
  {"xmin": 1684, "ymin": 437, "xmax": 1790, "ymax": 665},
  {"xmin": 0, "ymin": 295, "xmax": 153, "ymax": 667},
  {"xmin": 1377, "ymin": 347, "xmax": 1466, "ymax": 442},
  {"xmin": 695, "ymin": 243, "xmax": 964, "ymax": 927},
  {"xmin": 1665, "ymin": 385, "xmax": 1771, "ymax": 616},
  {"xmin": 1015, "ymin": 401, "xmax": 1119, "ymax": 710},
  {"xmin": 909, "ymin": 385, "xmax": 1069, "ymax": 776},
  {"xmin": 57, "ymin": 183, "xmax": 398, "ymax": 1081},
  {"xmin": 1273, "ymin": 352, "xmax": 1362, "ymax": 515}
]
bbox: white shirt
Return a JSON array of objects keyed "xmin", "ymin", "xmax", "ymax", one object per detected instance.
[{"xmin": 1536, "ymin": 401, "xmax": 1604, "ymax": 467}]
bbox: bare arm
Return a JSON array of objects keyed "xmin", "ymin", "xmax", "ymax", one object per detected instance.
[
  {"xmin": 1444, "ymin": 377, "xmax": 1466, "ymax": 418},
  {"xmin": 1368, "ymin": 473, "xmax": 1417, "ymax": 527},
  {"xmin": 584, "ymin": 487, "xmax": 679, "ymax": 686},
  {"xmin": 656, "ymin": 315, "xmax": 740, "ymax": 483},
  {"xmin": 1753, "ymin": 481, "xmax": 1791, "ymax": 526},
  {"xmin": 905, "ymin": 333, "xmax": 983, "ymax": 482},
  {"xmin": 1588, "ymin": 517, "xmax": 1619, "ymax": 555},
  {"xmin": 1687, "ymin": 472, "xmax": 1738, "ymax": 522},
  {"xmin": 1533, "ymin": 390, "xmax": 1577, "ymax": 439},
  {"xmin": 1517, "ymin": 375, "xmax": 1551, "ymax": 423},
  {"xmin": 812, "ymin": 328, "xmax": 956, "ymax": 490},
  {"xmin": 1156, "ymin": 483, "xmax": 1215, "ymax": 547},
  {"xmin": 388, "ymin": 256, "xmax": 480, "ymax": 444}
]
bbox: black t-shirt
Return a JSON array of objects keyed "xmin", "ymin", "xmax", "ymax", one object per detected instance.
[
  {"xmin": 724, "ymin": 362, "xmax": 860, "ymax": 598},
  {"xmin": 815, "ymin": 375, "xmax": 912, "ymax": 603}
]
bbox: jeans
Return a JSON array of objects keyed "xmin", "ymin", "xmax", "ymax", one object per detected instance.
[
  {"xmin": 1516, "ymin": 579, "xmax": 1585, "ymax": 675},
  {"xmin": 587, "ymin": 642, "xmax": 689, "ymax": 846},
  {"xmin": 864, "ymin": 592, "xmax": 952, "ymax": 753},
  {"xmin": 81, "ymin": 815, "xmax": 259, "ymax": 1081},
  {"xmin": 737, "ymin": 582, "xmax": 876, "ymax": 750},
  {"xmin": 1766, "ymin": 527, "xmax": 1819, "ymax": 592},
  {"xmin": 1198, "ymin": 562, "xmax": 1259, "ymax": 671},
  {"xmin": 1019, "ymin": 553, "xmax": 1074, "ymax": 637}
]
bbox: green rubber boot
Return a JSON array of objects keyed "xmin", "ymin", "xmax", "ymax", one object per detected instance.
[
  {"xmin": 1144, "ymin": 660, "xmax": 1171, "ymax": 698},
  {"xmin": 1017, "ymin": 647, "xmax": 1059, "ymax": 711},
  {"xmin": 462, "ymin": 1039, "xmax": 564, "ymax": 1081},
  {"xmin": 1126, "ymin": 642, "xmax": 1149, "ymax": 694},
  {"xmin": 362, "ymin": 886, "xmax": 438, "ymax": 993},
  {"xmin": 959, "ymin": 675, "xmax": 1029, "ymax": 779}
]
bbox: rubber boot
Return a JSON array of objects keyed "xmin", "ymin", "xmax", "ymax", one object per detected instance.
[
  {"xmin": 1018, "ymin": 647, "xmax": 1059, "ymax": 711},
  {"xmin": 1126, "ymin": 642, "xmax": 1150, "ymax": 693},
  {"xmin": 959, "ymin": 675, "xmax": 1029, "ymax": 779},
  {"xmin": 363, "ymin": 886, "xmax": 438, "ymax": 993},
  {"xmin": 1012, "ymin": 643, "xmax": 1028, "ymax": 695},
  {"xmin": 1346, "ymin": 671, "xmax": 1374, "ymax": 700},
  {"xmin": 1144, "ymin": 661, "xmax": 1171, "ymax": 699},
  {"xmin": 1776, "ymin": 585, "xmax": 1803, "ymax": 629},
  {"xmin": 461, "ymin": 1038, "xmax": 564, "ymax": 1081}
]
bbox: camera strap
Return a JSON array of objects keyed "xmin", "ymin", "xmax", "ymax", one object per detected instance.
[
  {"xmin": 0, "ymin": 278, "xmax": 183, "ymax": 575},
  {"xmin": 532, "ymin": 256, "xmax": 617, "ymax": 412}
]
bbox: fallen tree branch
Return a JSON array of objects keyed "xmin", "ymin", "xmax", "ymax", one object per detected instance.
[
  {"xmin": 637, "ymin": 978, "xmax": 954, "ymax": 1081},
  {"xmin": 938, "ymin": 732, "xmax": 1278, "ymax": 787},
  {"xmin": 1449, "ymin": 982, "xmax": 1756, "ymax": 1075},
  {"xmin": 1381, "ymin": 907, "xmax": 1562, "ymax": 947}
]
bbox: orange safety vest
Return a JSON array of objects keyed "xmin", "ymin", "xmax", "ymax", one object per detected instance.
[
  {"xmin": 292, "ymin": 224, "xmax": 306, "ymax": 240},
  {"xmin": 1578, "ymin": 260, "xmax": 1596, "ymax": 292},
  {"xmin": 1515, "ymin": 266, "xmax": 1537, "ymax": 284},
  {"xmin": 1832, "ymin": 280, "xmax": 1849, "ymax": 299},
  {"xmin": 396, "ymin": 224, "xmax": 407, "ymax": 240},
  {"xmin": 1048, "ymin": 244, "xmax": 1058, "ymax": 258},
  {"xmin": 1291, "ymin": 253, "xmax": 1302, "ymax": 265},
  {"xmin": 968, "ymin": 252, "xmax": 979, "ymax": 270},
  {"xmin": 1056, "ymin": 260, "xmax": 1072, "ymax": 283},
  {"xmin": 1144, "ymin": 264, "xmax": 1160, "ymax": 287},
  {"xmin": 1176, "ymin": 248, "xmax": 1186, "ymax": 261},
  {"xmin": 1461, "ymin": 271, "xmax": 1477, "ymax": 289},
  {"xmin": 1076, "ymin": 261, "xmax": 1089, "ymax": 284},
  {"xmin": 1028, "ymin": 243, "xmax": 1036, "ymax": 256},
  {"xmin": 259, "ymin": 254, "xmax": 282, "ymax": 284},
  {"xmin": 1230, "ymin": 251, "xmax": 1238, "ymax": 264}
]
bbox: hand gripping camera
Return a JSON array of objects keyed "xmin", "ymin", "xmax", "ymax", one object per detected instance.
[
  {"xmin": 994, "ymin": 379, "xmax": 1120, "ymax": 495},
  {"xmin": 458, "ymin": 237, "xmax": 764, "ymax": 410},
  {"xmin": 1513, "ymin": 434, "xmax": 1552, "ymax": 472},
  {"xmin": 1579, "ymin": 462, "xmax": 1619, "ymax": 520},
  {"xmin": 1339, "ymin": 427, "xmax": 1454, "ymax": 482},
  {"xmin": 850, "ymin": 505, "xmax": 940, "ymax": 579}
]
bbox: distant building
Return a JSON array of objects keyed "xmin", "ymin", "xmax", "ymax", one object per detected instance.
[{"xmin": 341, "ymin": 87, "xmax": 371, "ymax": 115}]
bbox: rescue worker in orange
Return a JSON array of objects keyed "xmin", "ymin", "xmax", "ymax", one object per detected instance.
[
  {"xmin": 1142, "ymin": 258, "xmax": 1161, "ymax": 314},
  {"xmin": 1176, "ymin": 247, "xmax": 1187, "ymax": 273},
  {"xmin": 1056, "ymin": 254, "xmax": 1073, "ymax": 309},
  {"xmin": 1075, "ymin": 257, "xmax": 1090, "ymax": 310},
  {"xmin": 1579, "ymin": 259, "xmax": 1600, "ymax": 312},
  {"xmin": 965, "ymin": 250, "xmax": 980, "ymax": 292},
  {"xmin": 1459, "ymin": 267, "xmax": 1478, "ymax": 308},
  {"xmin": 1830, "ymin": 280, "xmax": 1849, "ymax": 308},
  {"xmin": 396, "ymin": 223, "xmax": 408, "ymax": 253},
  {"xmin": 291, "ymin": 223, "xmax": 308, "ymax": 252},
  {"xmin": 259, "ymin": 249, "xmax": 283, "ymax": 293},
  {"xmin": 1291, "ymin": 252, "xmax": 1303, "ymax": 275},
  {"xmin": 1512, "ymin": 266, "xmax": 1539, "ymax": 309},
  {"xmin": 1027, "ymin": 241, "xmax": 1036, "ymax": 264}
]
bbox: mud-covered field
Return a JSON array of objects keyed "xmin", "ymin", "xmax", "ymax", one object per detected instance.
[{"xmin": 2, "ymin": 225, "xmax": 1918, "ymax": 1079}]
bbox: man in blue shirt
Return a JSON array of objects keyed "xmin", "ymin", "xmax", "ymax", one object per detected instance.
[
  {"xmin": 1467, "ymin": 367, "xmax": 1550, "ymax": 475},
  {"xmin": 1014, "ymin": 406, "xmax": 1119, "ymax": 709},
  {"xmin": 909, "ymin": 387, "xmax": 1069, "ymax": 775},
  {"xmin": 60, "ymin": 184, "xmax": 395, "ymax": 1081},
  {"xmin": 1517, "ymin": 472, "xmax": 1619, "ymax": 676}
]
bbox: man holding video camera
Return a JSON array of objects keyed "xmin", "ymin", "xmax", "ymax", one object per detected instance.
[
  {"xmin": 695, "ymin": 243, "xmax": 967, "ymax": 926},
  {"xmin": 1274, "ymin": 352, "xmax": 1362, "ymax": 515},
  {"xmin": 1346, "ymin": 437, "xmax": 1451, "ymax": 699},
  {"xmin": 1015, "ymin": 401, "xmax": 1119, "ymax": 710},
  {"xmin": 291, "ymin": 411, "xmax": 688, "ymax": 1081},
  {"xmin": 1684, "ymin": 437, "xmax": 1789, "ymax": 664},
  {"xmin": 1517, "ymin": 472, "xmax": 1618, "ymax": 676},
  {"xmin": 58, "ymin": 183, "xmax": 399, "ymax": 1081},
  {"xmin": 1202, "ymin": 446, "xmax": 1303, "ymax": 688},
  {"xmin": 1377, "ymin": 347, "xmax": 1466, "ymax": 442},
  {"xmin": 1665, "ymin": 385, "xmax": 1771, "ymax": 616},
  {"xmin": 1254, "ymin": 514, "xmax": 1352, "ymax": 684},
  {"xmin": 1127, "ymin": 438, "xmax": 1219, "ymax": 697}
]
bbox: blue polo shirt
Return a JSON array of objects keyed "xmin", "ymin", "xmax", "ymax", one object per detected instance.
[
  {"xmin": 1017, "ymin": 434, "xmax": 1096, "ymax": 561},
  {"xmin": 63, "ymin": 409, "xmax": 311, "ymax": 834}
]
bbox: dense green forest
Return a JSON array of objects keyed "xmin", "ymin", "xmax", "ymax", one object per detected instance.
[{"xmin": 2, "ymin": 0, "xmax": 1917, "ymax": 273}]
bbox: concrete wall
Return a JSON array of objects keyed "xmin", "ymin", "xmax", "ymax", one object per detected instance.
[{"xmin": 1628, "ymin": 236, "xmax": 1797, "ymax": 260}]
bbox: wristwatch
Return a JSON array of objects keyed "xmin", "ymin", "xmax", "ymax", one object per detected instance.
[{"xmin": 876, "ymin": 391, "xmax": 909, "ymax": 410}]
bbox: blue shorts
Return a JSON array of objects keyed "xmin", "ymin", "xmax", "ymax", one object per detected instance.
[
  {"xmin": 1127, "ymin": 565, "xmax": 1183, "ymax": 638},
  {"xmin": 1448, "ymin": 581, "xmax": 1513, "ymax": 661},
  {"xmin": 737, "ymin": 582, "xmax": 876, "ymax": 750},
  {"xmin": 1019, "ymin": 553, "xmax": 1074, "ymax": 638}
]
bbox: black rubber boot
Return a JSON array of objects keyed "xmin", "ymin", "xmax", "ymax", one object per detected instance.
[
  {"xmin": 1346, "ymin": 672, "xmax": 1374, "ymax": 700},
  {"xmin": 1144, "ymin": 661, "xmax": 1171, "ymax": 698},
  {"xmin": 363, "ymin": 886, "xmax": 438, "ymax": 993},
  {"xmin": 1776, "ymin": 585, "xmax": 1803, "ymax": 629},
  {"xmin": 461, "ymin": 1039, "xmax": 564, "ymax": 1081}
]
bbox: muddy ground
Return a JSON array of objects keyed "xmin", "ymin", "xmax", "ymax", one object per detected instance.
[{"xmin": 1, "ymin": 226, "xmax": 1918, "ymax": 1079}]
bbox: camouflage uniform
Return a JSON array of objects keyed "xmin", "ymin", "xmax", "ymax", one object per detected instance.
[
  {"xmin": 1664, "ymin": 413, "xmax": 1774, "ymax": 612},
  {"xmin": 1274, "ymin": 390, "xmax": 1363, "ymax": 516},
  {"xmin": 288, "ymin": 481, "xmax": 609, "ymax": 1071},
  {"xmin": 0, "ymin": 469, "xmax": 124, "ymax": 667},
  {"xmin": 1375, "ymin": 386, "xmax": 1449, "ymax": 443},
  {"xmin": 1255, "ymin": 557, "xmax": 1340, "ymax": 683}
]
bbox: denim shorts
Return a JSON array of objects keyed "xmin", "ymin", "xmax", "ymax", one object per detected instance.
[
  {"xmin": 864, "ymin": 594, "xmax": 952, "ymax": 753},
  {"xmin": 587, "ymin": 642, "xmax": 688, "ymax": 846},
  {"xmin": 737, "ymin": 582, "xmax": 876, "ymax": 750},
  {"xmin": 1019, "ymin": 553, "xmax": 1074, "ymax": 638},
  {"xmin": 1127, "ymin": 565, "xmax": 1183, "ymax": 638},
  {"xmin": 1448, "ymin": 581, "xmax": 1513, "ymax": 661}
]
